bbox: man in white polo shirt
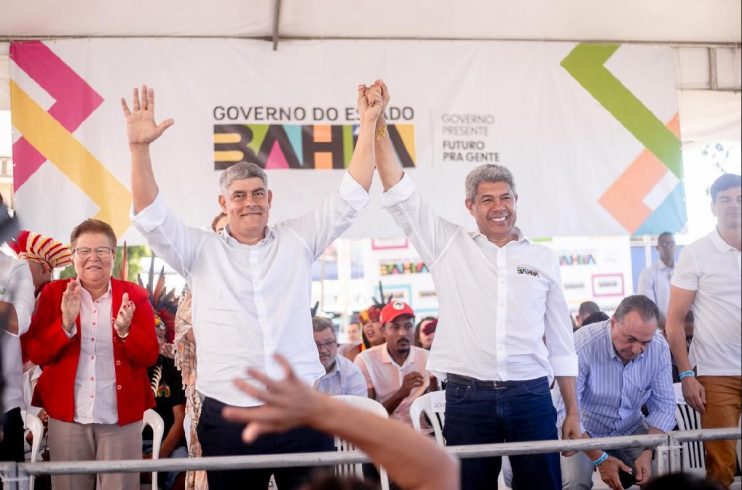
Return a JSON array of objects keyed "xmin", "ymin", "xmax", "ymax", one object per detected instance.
[{"xmin": 666, "ymin": 173, "xmax": 741, "ymax": 487}]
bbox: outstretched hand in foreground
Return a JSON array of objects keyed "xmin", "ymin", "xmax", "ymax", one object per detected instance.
[{"xmin": 222, "ymin": 354, "xmax": 459, "ymax": 490}]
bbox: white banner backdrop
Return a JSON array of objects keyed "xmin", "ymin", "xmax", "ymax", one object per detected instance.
[{"xmin": 10, "ymin": 38, "xmax": 685, "ymax": 244}]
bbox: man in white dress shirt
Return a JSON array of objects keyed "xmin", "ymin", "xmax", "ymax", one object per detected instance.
[
  {"xmin": 373, "ymin": 80, "xmax": 580, "ymax": 490},
  {"xmin": 638, "ymin": 231, "xmax": 676, "ymax": 327},
  {"xmin": 122, "ymin": 83, "xmax": 382, "ymax": 489}
]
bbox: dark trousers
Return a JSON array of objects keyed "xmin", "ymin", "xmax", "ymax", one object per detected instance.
[
  {"xmin": 197, "ymin": 396, "xmax": 335, "ymax": 490},
  {"xmin": 0, "ymin": 407, "xmax": 24, "ymax": 463},
  {"xmin": 443, "ymin": 376, "xmax": 561, "ymax": 490}
]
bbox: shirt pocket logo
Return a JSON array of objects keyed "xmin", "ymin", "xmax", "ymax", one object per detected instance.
[{"xmin": 516, "ymin": 265, "xmax": 540, "ymax": 278}]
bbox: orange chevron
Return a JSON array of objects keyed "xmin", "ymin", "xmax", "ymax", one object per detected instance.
[
  {"xmin": 598, "ymin": 114, "xmax": 679, "ymax": 233},
  {"xmin": 10, "ymin": 81, "xmax": 132, "ymax": 237}
]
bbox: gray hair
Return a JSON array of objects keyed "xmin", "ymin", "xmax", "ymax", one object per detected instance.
[
  {"xmin": 219, "ymin": 162, "xmax": 268, "ymax": 196},
  {"xmin": 614, "ymin": 295, "xmax": 660, "ymax": 324},
  {"xmin": 465, "ymin": 164, "xmax": 516, "ymax": 202},
  {"xmin": 312, "ymin": 316, "xmax": 336, "ymax": 335}
]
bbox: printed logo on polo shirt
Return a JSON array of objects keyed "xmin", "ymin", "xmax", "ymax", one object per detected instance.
[{"xmin": 516, "ymin": 265, "xmax": 540, "ymax": 278}]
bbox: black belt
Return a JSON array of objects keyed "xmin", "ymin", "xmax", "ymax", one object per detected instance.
[{"xmin": 446, "ymin": 373, "xmax": 525, "ymax": 389}]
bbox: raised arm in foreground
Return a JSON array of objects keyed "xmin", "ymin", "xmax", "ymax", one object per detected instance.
[{"xmin": 223, "ymin": 354, "xmax": 459, "ymax": 490}]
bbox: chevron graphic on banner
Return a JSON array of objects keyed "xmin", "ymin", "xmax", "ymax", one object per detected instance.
[
  {"xmin": 561, "ymin": 43, "xmax": 686, "ymax": 235},
  {"xmin": 10, "ymin": 41, "xmax": 132, "ymax": 237}
]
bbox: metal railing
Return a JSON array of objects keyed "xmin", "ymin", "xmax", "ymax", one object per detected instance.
[{"xmin": 1, "ymin": 427, "xmax": 739, "ymax": 489}]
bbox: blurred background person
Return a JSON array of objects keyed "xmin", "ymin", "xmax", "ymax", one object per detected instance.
[
  {"xmin": 413, "ymin": 316, "xmax": 437, "ymax": 350},
  {"xmin": 312, "ymin": 316, "xmax": 366, "ymax": 397}
]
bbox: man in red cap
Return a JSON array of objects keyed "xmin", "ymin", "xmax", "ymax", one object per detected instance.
[{"xmin": 354, "ymin": 300, "xmax": 432, "ymax": 426}]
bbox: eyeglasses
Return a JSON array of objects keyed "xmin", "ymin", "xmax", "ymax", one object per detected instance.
[
  {"xmin": 315, "ymin": 340, "xmax": 337, "ymax": 350},
  {"xmin": 73, "ymin": 247, "xmax": 114, "ymax": 259}
]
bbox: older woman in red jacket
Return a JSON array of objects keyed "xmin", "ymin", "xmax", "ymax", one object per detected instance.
[{"xmin": 25, "ymin": 219, "xmax": 159, "ymax": 490}]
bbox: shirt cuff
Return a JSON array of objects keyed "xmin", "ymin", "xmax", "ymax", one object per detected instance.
[
  {"xmin": 550, "ymin": 355, "xmax": 579, "ymax": 377},
  {"xmin": 645, "ymin": 412, "xmax": 676, "ymax": 433},
  {"xmin": 380, "ymin": 173, "xmax": 415, "ymax": 208},
  {"xmin": 131, "ymin": 192, "xmax": 169, "ymax": 233},
  {"xmin": 338, "ymin": 172, "xmax": 371, "ymax": 210}
]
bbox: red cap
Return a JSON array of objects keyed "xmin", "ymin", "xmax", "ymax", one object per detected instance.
[{"xmin": 380, "ymin": 301, "xmax": 415, "ymax": 325}]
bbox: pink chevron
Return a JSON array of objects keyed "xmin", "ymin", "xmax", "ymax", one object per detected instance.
[
  {"xmin": 10, "ymin": 41, "xmax": 104, "ymax": 190},
  {"xmin": 264, "ymin": 140, "xmax": 290, "ymax": 169}
]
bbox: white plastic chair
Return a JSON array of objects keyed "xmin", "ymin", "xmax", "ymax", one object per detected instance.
[
  {"xmin": 673, "ymin": 383, "xmax": 705, "ymax": 475},
  {"xmin": 409, "ymin": 391, "xmax": 446, "ymax": 447},
  {"xmin": 143, "ymin": 409, "xmax": 165, "ymax": 489},
  {"xmin": 21, "ymin": 410, "xmax": 45, "ymax": 490},
  {"xmin": 334, "ymin": 396, "xmax": 390, "ymax": 490}
]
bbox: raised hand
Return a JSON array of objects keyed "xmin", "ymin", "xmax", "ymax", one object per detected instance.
[
  {"xmin": 120, "ymin": 85, "xmax": 174, "ymax": 145},
  {"xmin": 61, "ymin": 279, "xmax": 82, "ymax": 332},
  {"xmin": 376, "ymin": 79, "xmax": 390, "ymax": 128},
  {"xmin": 357, "ymin": 83, "xmax": 383, "ymax": 124},
  {"xmin": 114, "ymin": 292, "xmax": 136, "ymax": 338}
]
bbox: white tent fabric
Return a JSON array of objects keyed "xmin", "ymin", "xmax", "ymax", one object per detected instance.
[
  {"xmin": 679, "ymin": 90, "xmax": 741, "ymax": 143},
  {"xmin": 0, "ymin": 0, "xmax": 739, "ymax": 42},
  {"xmin": 0, "ymin": 0, "xmax": 740, "ymax": 143}
]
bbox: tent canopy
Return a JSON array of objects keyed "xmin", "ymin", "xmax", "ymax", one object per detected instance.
[
  {"xmin": 0, "ymin": 0, "xmax": 740, "ymax": 44},
  {"xmin": 0, "ymin": 0, "xmax": 739, "ymax": 140}
]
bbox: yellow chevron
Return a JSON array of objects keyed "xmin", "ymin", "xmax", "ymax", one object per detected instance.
[{"xmin": 10, "ymin": 81, "xmax": 132, "ymax": 237}]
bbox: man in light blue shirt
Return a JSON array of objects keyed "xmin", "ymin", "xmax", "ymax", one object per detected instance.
[
  {"xmin": 312, "ymin": 317, "xmax": 367, "ymax": 397},
  {"xmin": 638, "ymin": 231, "xmax": 676, "ymax": 327},
  {"xmin": 555, "ymin": 295, "xmax": 675, "ymax": 490}
]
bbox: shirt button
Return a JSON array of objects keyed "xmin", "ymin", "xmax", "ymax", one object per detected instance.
[
  {"xmin": 90, "ymin": 356, "xmax": 94, "ymax": 360},
  {"xmin": 90, "ymin": 377, "xmax": 94, "ymax": 381},
  {"xmin": 116, "ymin": 385, "xmax": 122, "ymax": 390},
  {"xmin": 90, "ymin": 395, "xmax": 94, "ymax": 399},
  {"xmin": 91, "ymin": 338, "xmax": 95, "ymax": 342},
  {"xmin": 115, "ymin": 360, "xmax": 121, "ymax": 366}
]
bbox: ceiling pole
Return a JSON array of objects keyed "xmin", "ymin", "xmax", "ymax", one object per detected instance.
[
  {"xmin": 272, "ymin": 0, "xmax": 282, "ymax": 51},
  {"xmin": 708, "ymin": 47, "xmax": 718, "ymax": 90}
]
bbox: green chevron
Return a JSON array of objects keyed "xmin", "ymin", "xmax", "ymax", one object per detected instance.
[
  {"xmin": 561, "ymin": 43, "xmax": 682, "ymax": 178},
  {"xmin": 246, "ymin": 124, "xmax": 268, "ymax": 155}
]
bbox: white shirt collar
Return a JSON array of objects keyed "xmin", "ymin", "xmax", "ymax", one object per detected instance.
[
  {"xmin": 710, "ymin": 227, "xmax": 738, "ymax": 253},
  {"xmin": 470, "ymin": 226, "xmax": 529, "ymax": 246}
]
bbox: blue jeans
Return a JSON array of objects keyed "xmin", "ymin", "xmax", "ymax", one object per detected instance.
[
  {"xmin": 197, "ymin": 397, "xmax": 335, "ymax": 490},
  {"xmin": 443, "ymin": 376, "xmax": 561, "ymax": 490}
]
